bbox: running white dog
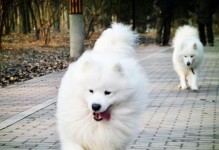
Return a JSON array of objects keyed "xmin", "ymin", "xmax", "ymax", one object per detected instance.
[
  {"xmin": 56, "ymin": 23, "xmax": 148, "ymax": 150},
  {"xmin": 172, "ymin": 25, "xmax": 204, "ymax": 91}
]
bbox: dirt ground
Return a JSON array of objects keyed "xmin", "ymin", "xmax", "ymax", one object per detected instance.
[{"xmin": 0, "ymin": 31, "xmax": 155, "ymax": 87}]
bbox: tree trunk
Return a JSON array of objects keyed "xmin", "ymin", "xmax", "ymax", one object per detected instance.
[
  {"xmin": 54, "ymin": 17, "xmax": 60, "ymax": 32},
  {"xmin": 0, "ymin": 0, "xmax": 8, "ymax": 49},
  {"xmin": 28, "ymin": 0, "xmax": 40, "ymax": 40},
  {"xmin": 19, "ymin": 0, "xmax": 31, "ymax": 34},
  {"xmin": 85, "ymin": 17, "xmax": 94, "ymax": 39}
]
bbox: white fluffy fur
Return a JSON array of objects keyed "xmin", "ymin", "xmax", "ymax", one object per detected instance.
[
  {"xmin": 172, "ymin": 25, "xmax": 204, "ymax": 90},
  {"xmin": 93, "ymin": 23, "xmax": 138, "ymax": 57},
  {"xmin": 56, "ymin": 23, "xmax": 148, "ymax": 150}
]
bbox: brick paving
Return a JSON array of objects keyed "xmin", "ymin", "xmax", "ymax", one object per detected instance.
[
  {"xmin": 0, "ymin": 39, "xmax": 218, "ymax": 150},
  {"xmin": 0, "ymin": 71, "xmax": 64, "ymax": 123}
]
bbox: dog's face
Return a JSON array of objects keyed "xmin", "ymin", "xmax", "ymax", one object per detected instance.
[
  {"xmin": 183, "ymin": 54, "xmax": 195, "ymax": 67},
  {"xmin": 181, "ymin": 42, "xmax": 198, "ymax": 68},
  {"xmin": 80, "ymin": 59, "xmax": 133, "ymax": 121}
]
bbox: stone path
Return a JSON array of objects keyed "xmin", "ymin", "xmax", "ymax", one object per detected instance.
[{"xmin": 0, "ymin": 39, "xmax": 218, "ymax": 150}]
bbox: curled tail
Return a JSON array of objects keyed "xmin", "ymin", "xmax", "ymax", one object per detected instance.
[{"xmin": 93, "ymin": 23, "xmax": 138, "ymax": 56}]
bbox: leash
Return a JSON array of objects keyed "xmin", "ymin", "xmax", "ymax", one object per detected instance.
[{"xmin": 191, "ymin": 68, "xmax": 195, "ymax": 74}]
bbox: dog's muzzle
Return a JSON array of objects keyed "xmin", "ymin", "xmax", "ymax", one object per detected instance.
[
  {"xmin": 187, "ymin": 62, "xmax": 191, "ymax": 66},
  {"xmin": 92, "ymin": 105, "xmax": 112, "ymax": 121}
]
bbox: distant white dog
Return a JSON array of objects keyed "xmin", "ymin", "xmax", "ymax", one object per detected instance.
[
  {"xmin": 56, "ymin": 23, "xmax": 148, "ymax": 150},
  {"xmin": 172, "ymin": 25, "xmax": 204, "ymax": 91}
]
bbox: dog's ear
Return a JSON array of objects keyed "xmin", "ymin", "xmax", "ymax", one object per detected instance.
[
  {"xmin": 81, "ymin": 58, "xmax": 99, "ymax": 72},
  {"xmin": 193, "ymin": 43, "xmax": 197, "ymax": 49},
  {"xmin": 114, "ymin": 63, "xmax": 124, "ymax": 76}
]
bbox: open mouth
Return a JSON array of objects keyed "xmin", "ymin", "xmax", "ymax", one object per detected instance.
[{"xmin": 93, "ymin": 106, "xmax": 111, "ymax": 121}]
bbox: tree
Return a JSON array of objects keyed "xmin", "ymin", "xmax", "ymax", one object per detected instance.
[
  {"xmin": 19, "ymin": 0, "xmax": 31, "ymax": 34},
  {"xmin": 0, "ymin": 0, "xmax": 67, "ymax": 48},
  {"xmin": 0, "ymin": 0, "xmax": 12, "ymax": 49},
  {"xmin": 32, "ymin": 0, "xmax": 66, "ymax": 45},
  {"xmin": 83, "ymin": 0, "xmax": 113, "ymax": 39}
]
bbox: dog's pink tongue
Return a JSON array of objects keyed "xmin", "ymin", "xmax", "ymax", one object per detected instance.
[{"xmin": 99, "ymin": 110, "xmax": 111, "ymax": 121}]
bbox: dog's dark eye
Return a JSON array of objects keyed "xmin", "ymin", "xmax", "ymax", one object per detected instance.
[
  {"xmin": 184, "ymin": 56, "xmax": 187, "ymax": 58},
  {"xmin": 89, "ymin": 89, "xmax": 94, "ymax": 93},
  {"xmin": 104, "ymin": 91, "xmax": 111, "ymax": 95},
  {"xmin": 191, "ymin": 55, "xmax": 194, "ymax": 58}
]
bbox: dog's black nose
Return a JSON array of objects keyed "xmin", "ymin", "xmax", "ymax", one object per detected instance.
[
  {"xmin": 92, "ymin": 103, "xmax": 101, "ymax": 111},
  {"xmin": 187, "ymin": 62, "xmax": 191, "ymax": 66}
]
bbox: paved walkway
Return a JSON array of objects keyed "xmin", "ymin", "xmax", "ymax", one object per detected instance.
[{"xmin": 0, "ymin": 38, "xmax": 218, "ymax": 150}]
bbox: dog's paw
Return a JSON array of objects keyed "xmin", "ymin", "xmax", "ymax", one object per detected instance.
[
  {"xmin": 191, "ymin": 86, "xmax": 198, "ymax": 91},
  {"xmin": 178, "ymin": 84, "xmax": 187, "ymax": 90}
]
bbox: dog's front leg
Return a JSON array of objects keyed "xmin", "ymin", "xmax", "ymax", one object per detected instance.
[
  {"xmin": 190, "ymin": 73, "xmax": 198, "ymax": 91},
  {"xmin": 179, "ymin": 73, "xmax": 187, "ymax": 90}
]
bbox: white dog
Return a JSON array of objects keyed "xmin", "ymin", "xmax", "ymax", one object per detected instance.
[
  {"xmin": 56, "ymin": 23, "xmax": 148, "ymax": 150},
  {"xmin": 172, "ymin": 25, "xmax": 204, "ymax": 91}
]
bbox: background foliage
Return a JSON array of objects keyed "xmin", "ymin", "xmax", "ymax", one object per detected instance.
[{"xmin": 0, "ymin": 0, "xmax": 219, "ymax": 48}]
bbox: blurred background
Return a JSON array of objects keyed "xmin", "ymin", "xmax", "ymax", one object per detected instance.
[{"xmin": 0, "ymin": 0, "xmax": 218, "ymax": 87}]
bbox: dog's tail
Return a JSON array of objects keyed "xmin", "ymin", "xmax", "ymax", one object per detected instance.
[
  {"xmin": 93, "ymin": 23, "xmax": 138, "ymax": 56},
  {"xmin": 173, "ymin": 25, "xmax": 199, "ymax": 48}
]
